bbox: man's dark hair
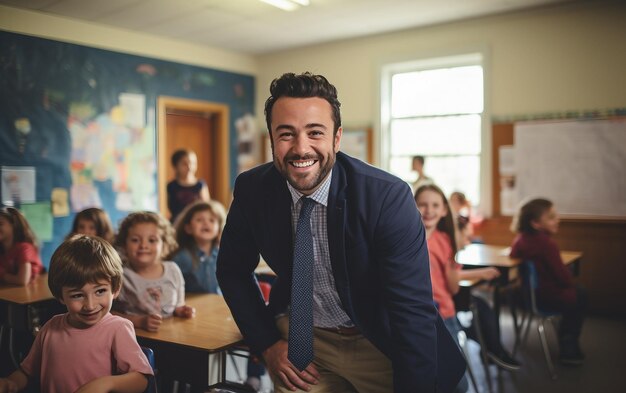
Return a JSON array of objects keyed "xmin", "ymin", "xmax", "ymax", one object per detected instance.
[
  {"xmin": 412, "ymin": 155, "xmax": 425, "ymax": 166},
  {"xmin": 264, "ymin": 72, "xmax": 342, "ymax": 136},
  {"xmin": 171, "ymin": 149, "xmax": 192, "ymax": 167}
]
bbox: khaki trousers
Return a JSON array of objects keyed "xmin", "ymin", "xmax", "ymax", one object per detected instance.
[{"xmin": 272, "ymin": 316, "xmax": 393, "ymax": 393}]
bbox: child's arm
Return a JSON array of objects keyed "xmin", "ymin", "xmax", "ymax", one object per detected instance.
[
  {"xmin": 2, "ymin": 263, "xmax": 32, "ymax": 286},
  {"xmin": 74, "ymin": 371, "xmax": 148, "ymax": 393},
  {"xmin": 200, "ymin": 183, "xmax": 211, "ymax": 201},
  {"xmin": 444, "ymin": 262, "xmax": 461, "ymax": 295},
  {"xmin": 458, "ymin": 267, "xmax": 500, "ymax": 282},
  {"xmin": 174, "ymin": 305, "xmax": 196, "ymax": 318},
  {"xmin": 113, "ymin": 312, "xmax": 162, "ymax": 332},
  {"xmin": 0, "ymin": 369, "xmax": 29, "ymax": 392},
  {"xmin": 543, "ymin": 241, "xmax": 574, "ymax": 287}
]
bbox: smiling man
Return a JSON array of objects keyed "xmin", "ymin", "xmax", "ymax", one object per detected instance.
[{"xmin": 217, "ymin": 72, "xmax": 465, "ymax": 392}]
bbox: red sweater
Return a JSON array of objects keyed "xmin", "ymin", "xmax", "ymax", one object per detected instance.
[
  {"xmin": 510, "ymin": 232, "xmax": 576, "ymax": 308},
  {"xmin": 0, "ymin": 242, "xmax": 43, "ymax": 281}
]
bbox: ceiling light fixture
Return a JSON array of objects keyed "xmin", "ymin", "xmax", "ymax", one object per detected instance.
[{"xmin": 260, "ymin": 0, "xmax": 310, "ymax": 12}]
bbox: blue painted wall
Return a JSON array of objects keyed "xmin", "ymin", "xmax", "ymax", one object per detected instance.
[{"xmin": 0, "ymin": 30, "xmax": 255, "ymax": 268}]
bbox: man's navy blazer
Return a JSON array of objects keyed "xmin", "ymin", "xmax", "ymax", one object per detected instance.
[{"xmin": 217, "ymin": 152, "xmax": 465, "ymax": 392}]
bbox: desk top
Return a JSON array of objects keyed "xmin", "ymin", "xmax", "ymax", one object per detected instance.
[
  {"xmin": 456, "ymin": 244, "xmax": 583, "ymax": 268},
  {"xmin": 135, "ymin": 293, "xmax": 243, "ymax": 352},
  {"xmin": 0, "ymin": 274, "xmax": 54, "ymax": 305}
]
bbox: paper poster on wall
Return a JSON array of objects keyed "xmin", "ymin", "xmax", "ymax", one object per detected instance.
[
  {"xmin": 70, "ymin": 183, "xmax": 102, "ymax": 212},
  {"xmin": 1, "ymin": 166, "xmax": 36, "ymax": 206},
  {"xmin": 498, "ymin": 145, "xmax": 517, "ymax": 216},
  {"xmin": 20, "ymin": 202, "xmax": 53, "ymax": 242},
  {"xmin": 341, "ymin": 128, "xmax": 372, "ymax": 163},
  {"xmin": 119, "ymin": 93, "xmax": 146, "ymax": 129},
  {"xmin": 51, "ymin": 188, "xmax": 70, "ymax": 217}
]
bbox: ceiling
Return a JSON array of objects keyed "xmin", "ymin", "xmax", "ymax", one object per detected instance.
[{"xmin": 1, "ymin": 0, "xmax": 574, "ymax": 55}]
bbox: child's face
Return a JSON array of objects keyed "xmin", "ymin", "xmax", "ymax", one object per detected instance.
[
  {"xmin": 76, "ymin": 218, "xmax": 97, "ymax": 237},
  {"xmin": 531, "ymin": 206, "xmax": 560, "ymax": 235},
  {"xmin": 174, "ymin": 153, "xmax": 197, "ymax": 178},
  {"xmin": 0, "ymin": 216, "xmax": 14, "ymax": 245},
  {"xmin": 60, "ymin": 280, "xmax": 119, "ymax": 329},
  {"xmin": 125, "ymin": 223, "xmax": 164, "ymax": 270},
  {"xmin": 416, "ymin": 190, "xmax": 448, "ymax": 231},
  {"xmin": 185, "ymin": 210, "xmax": 219, "ymax": 244},
  {"xmin": 449, "ymin": 195, "xmax": 461, "ymax": 212}
]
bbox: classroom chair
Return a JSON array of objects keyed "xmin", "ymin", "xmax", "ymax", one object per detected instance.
[
  {"xmin": 141, "ymin": 346, "xmax": 158, "ymax": 393},
  {"xmin": 454, "ymin": 286, "xmax": 493, "ymax": 393},
  {"xmin": 514, "ymin": 260, "xmax": 560, "ymax": 379},
  {"xmin": 456, "ymin": 329, "xmax": 481, "ymax": 393}
]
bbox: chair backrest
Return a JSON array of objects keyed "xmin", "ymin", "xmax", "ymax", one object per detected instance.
[
  {"xmin": 141, "ymin": 346, "xmax": 157, "ymax": 393},
  {"xmin": 520, "ymin": 260, "xmax": 540, "ymax": 315}
]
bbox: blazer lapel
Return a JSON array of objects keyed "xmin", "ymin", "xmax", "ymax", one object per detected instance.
[
  {"xmin": 264, "ymin": 167, "xmax": 293, "ymax": 275},
  {"xmin": 327, "ymin": 163, "xmax": 352, "ymax": 315}
]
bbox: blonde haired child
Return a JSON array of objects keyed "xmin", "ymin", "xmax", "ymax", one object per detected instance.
[
  {"xmin": 510, "ymin": 198, "xmax": 586, "ymax": 366},
  {"xmin": 415, "ymin": 185, "xmax": 519, "ymax": 376},
  {"xmin": 66, "ymin": 207, "xmax": 115, "ymax": 243},
  {"xmin": 0, "ymin": 207, "xmax": 43, "ymax": 286},
  {"xmin": 0, "ymin": 235, "xmax": 153, "ymax": 393},
  {"xmin": 169, "ymin": 200, "xmax": 226, "ymax": 293},
  {"xmin": 113, "ymin": 211, "xmax": 195, "ymax": 332}
]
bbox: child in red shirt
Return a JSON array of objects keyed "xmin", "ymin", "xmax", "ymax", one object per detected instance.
[
  {"xmin": 510, "ymin": 198, "xmax": 586, "ymax": 366},
  {"xmin": 0, "ymin": 207, "xmax": 43, "ymax": 285}
]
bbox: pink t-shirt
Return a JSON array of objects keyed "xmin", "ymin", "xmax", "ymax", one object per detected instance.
[
  {"xmin": 21, "ymin": 313, "xmax": 153, "ymax": 393},
  {"xmin": 0, "ymin": 242, "xmax": 43, "ymax": 281},
  {"xmin": 427, "ymin": 230, "xmax": 461, "ymax": 319}
]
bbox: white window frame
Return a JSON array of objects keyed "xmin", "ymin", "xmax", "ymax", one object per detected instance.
[{"xmin": 377, "ymin": 48, "xmax": 492, "ymax": 216}]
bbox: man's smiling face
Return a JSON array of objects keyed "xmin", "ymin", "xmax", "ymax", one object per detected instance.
[{"xmin": 270, "ymin": 97, "xmax": 342, "ymax": 195}]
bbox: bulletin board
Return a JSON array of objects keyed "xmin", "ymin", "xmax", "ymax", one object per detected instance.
[
  {"xmin": 514, "ymin": 119, "xmax": 626, "ymax": 219},
  {"xmin": 0, "ymin": 31, "xmax": 255, "ymax": 267},
  {"xmin": 492, "ymin": 118, "xmax": 626, "ymax": 220}
]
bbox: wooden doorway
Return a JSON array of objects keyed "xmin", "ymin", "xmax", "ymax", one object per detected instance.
[{"xmin": 157, "ymin": 97, "xmax": 230, "ymax": 219}]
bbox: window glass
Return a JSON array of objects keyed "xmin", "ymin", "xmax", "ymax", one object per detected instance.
[
  {"xmin": 385, "ymin": 60, "xmax": 484, "ymax": 205},
  {"xmin": 391, "ymin": 66, "xmax": 483, "ymax": 117}
]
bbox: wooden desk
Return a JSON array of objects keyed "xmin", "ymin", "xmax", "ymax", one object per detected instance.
[
  {"xmin": 0, "ymin": 274, "xmax": 54, "ymax": 305},
  {"xmin": 455, "ymin": 244, "xmax": 583, "ymax": 337},
  {"xmin": 0, "ymin": 274, "xmax": 60, "ymax": 370},
  {"xmin": 0, "ymin": 273, "xmax": 58, "ymax": 331},
  {"xmin": 134, "ymin": 294, "xmax": 243, "ymax": 392},
  {"xmin": 456, "ymin": 244, "xmax": 582, "ymax": 269}
]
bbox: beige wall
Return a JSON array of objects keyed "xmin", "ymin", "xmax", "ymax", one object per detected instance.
[
  {"xmin": 256, "ymin": 1, "xmax": 626, "ymax": 130},
  {"xmin": 0, "ymin": 5, "xmax": 257, "ymax": 75}
]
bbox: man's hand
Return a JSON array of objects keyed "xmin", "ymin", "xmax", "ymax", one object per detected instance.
[
  {"xmin": 0, "ymin": 378, "xmax": 18, "ymax": 393},
  {"xmin": 263, "ymin": 339, "xmax": 319, "ymax": 392}
]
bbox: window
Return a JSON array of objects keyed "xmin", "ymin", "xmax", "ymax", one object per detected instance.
[{"xmin": 381, "ymin": 53, "xmax": 486, "ymax": 209}]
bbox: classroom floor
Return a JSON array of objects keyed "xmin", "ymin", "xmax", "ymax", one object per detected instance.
[{"xmin": 224, "ymin": 308, "xmax": 626, "ymax": 393}]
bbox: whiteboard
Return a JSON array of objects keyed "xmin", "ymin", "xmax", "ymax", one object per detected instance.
[{"xmin": 514, "ymin": 119, "xmax": 626, "ymax": 219}]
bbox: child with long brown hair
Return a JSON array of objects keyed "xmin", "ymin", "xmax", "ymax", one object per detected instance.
[
  {"xmin": 169, "ymin": 200, "xmax": 226, "ymax": 293},
  {"xmin": 0, "ymin": 207, "xmax": 43, "ymax": 285},
  {"xmin": 415, "ymin": 185, "xmax": 520, "ymax": 375},
  {"xmin": 510, "ymin": 198, "xmax": 586, "ymax": 366},
  {"xmin": 66, "ymin": 207, "xmax": 115, "ymax": 243}
]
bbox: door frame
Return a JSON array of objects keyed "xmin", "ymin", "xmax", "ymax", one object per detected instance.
[{"xmin": 157, "ymin": 96, "xmax": 230, "ymax": 216}]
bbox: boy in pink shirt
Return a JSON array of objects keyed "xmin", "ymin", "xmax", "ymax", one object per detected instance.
[{"xmin": 0, "ymin": 235, "xmax": 153, "ymax": 393}]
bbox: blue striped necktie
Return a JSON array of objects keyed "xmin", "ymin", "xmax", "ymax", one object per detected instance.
[{"xmin": 288, "ymin": 197, "xmax": 315, "ymax": 371}]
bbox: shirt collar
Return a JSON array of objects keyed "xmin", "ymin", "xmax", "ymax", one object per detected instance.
[{"xmin": 286, "ymin": 169, "xmax": 332, "ymax": 208}]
